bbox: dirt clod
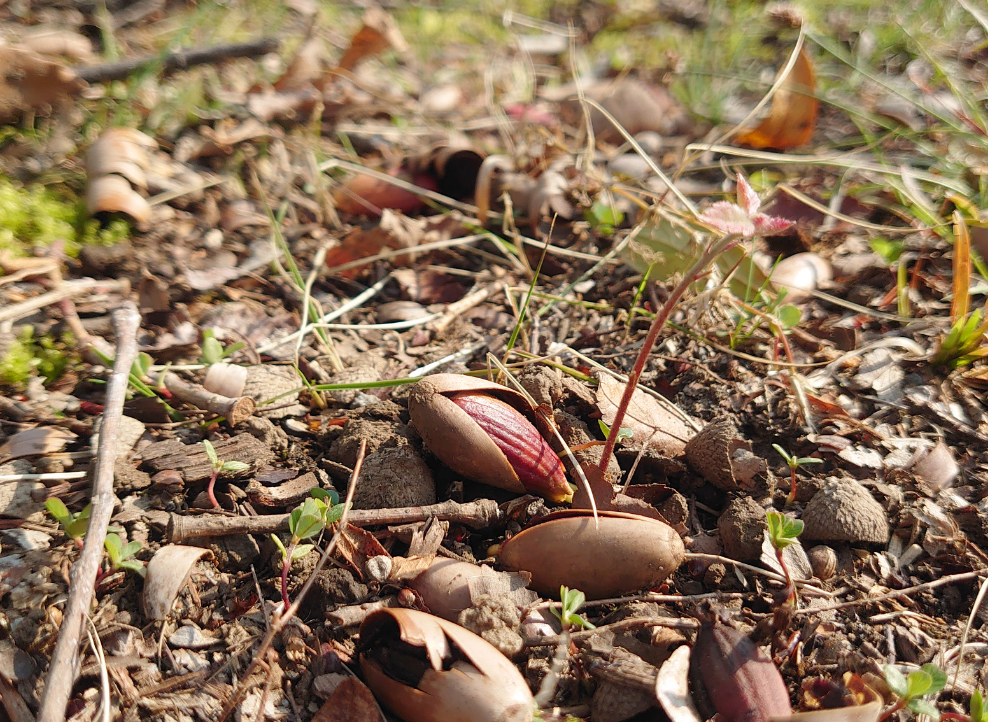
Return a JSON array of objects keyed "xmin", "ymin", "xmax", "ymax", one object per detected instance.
[
  {"xmin": 801, "ymin": 478, "xmax": 889, "ymax": 545},
  {"xmin": 717, "ymin": 496, "xmax": 768, "ymax": 562}
]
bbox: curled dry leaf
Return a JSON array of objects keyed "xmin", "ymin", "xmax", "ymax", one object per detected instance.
[
  {"xmin": 596, "ymin": 374, "xmax": 695, "ymax": 457},
  {"xmin": 86, "ymin": 127, "xmax": 155, "ymax": 189},
  {"xmin": 655, "ymin": 645, "xmax": 703, "ymax": 722},
  {"xmin": 336, "ymin": 7, "xmax": 408, "ymax": 72},
  {"xmin": 203, "ymin": 363, "xmax": 247, "ymax": 399},
  {"xmin": 0, "ymin": 45, "xmax": 85, "ymax": 121},
  {"xmin": 86, "ymin": 175, "xmax": 152, "ymax": 224},
  {"xmin": 0, "ymin": 427, "xmax": 76, "ymax": 462},
  {"xmin": 359, "ymin": 608, "xmax": 534, "ymax": 722},
  {"xmin": 142, "ymin": 545, "xmax": 211, "ymax": 621},
  {"xmin": 909, "ymin": 441, "xmax": 958, "ymax": 492},
  {"xmin": 311, "ymin": 675, "xmax": 384, "ymax": 722},
  {"xmin": 736, "ymin": 46, "xmax": 818, "ymax": 150},
  {"xmin": 498, "ymin": 509, "xmax": 685, "ymax": 599},
  {"xmin": 17, "ymin": 30, "xmax": 95, "ymax": 62}
]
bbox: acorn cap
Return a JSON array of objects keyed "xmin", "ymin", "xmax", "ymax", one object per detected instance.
[
  {"xmin": 685, "ymin": 417, "xmax": 764, "ymax": 491},
  {"xmin": 801, "ymin": 479, "xmax": 889, "ymax": 545}
]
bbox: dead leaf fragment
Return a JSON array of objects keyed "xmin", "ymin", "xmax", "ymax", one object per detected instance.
[
  {"xmin": 736, "ymin": 46, "xmax": 818, "ymax": 150},
  {"xmin": 311, "ymin": 676, "xmax": 383, "ymax": 722},
  {"xmin": 143, "ymin": 545, "xmax": 211, "ymax": 621},
  {"xmin": 595, "ymin": 374, "xmax": 694, "ymax": 457},
  {"xmin": 655, "ymin": 646, "xmax": 702, "ymax": 722},
  {"xmin": 0, "ymin": 45, "xmax": 85, "ymax": 121},
  {"xmin": 0, "ymin": 427, "xmax": 76, "ymax": 462},
  {"xmin": 337, "ymin": 7, "xmax": 408, "ymax": 72}
]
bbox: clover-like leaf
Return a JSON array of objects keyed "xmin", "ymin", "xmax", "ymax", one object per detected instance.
[
  {"xmin": 120, "ymin": 540, "xmax": 143, "ymax": 560},
  {"xmin": 906, "ymin": 670, "xmax": 933, "ymax": 699},
  {"xmin": 777, "ymin": 304, "xmax": 802, "ymax": 329},
  {"xmin": 291, "ymin": 544, "xmax": 314, "ymax": 560},
  {"xmin": 290, "ymin": 498, "xmax": 327, "ymax": 540},
  {"xmin": 921, "ymin": 665, "xmax": 947, "ymax": 696},
  {"xmin": 324, "ymin": 502, "xmax": 347, "ymax": 526},
  {"xmin": 202, "ymin": 439, "xmax": 219, "ymax": 467},
  {"xmin": 884, "ymin": 665, "xmax": 908, "ymax": 699},
  {"xmin": 766, "ymin": 511, "xmax": 803, "ymax": 549},
  {"xmin": 907, "ymin": 699, "xmax": 940, "ymax": 720}
]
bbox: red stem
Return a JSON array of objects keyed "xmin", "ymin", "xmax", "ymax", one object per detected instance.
[
  {"xmin": 599, "ymin": 236, "xmax": 739, "ymax": 470},
  {"xmin": 207, "ymin": 470, "xmax": 220, "ymax": 509},
  {"xmin": 879, "ymin": 700, "xmax": 906, "ymax": 722},
  {"xmin": 787, "ymin": 467, "xmax": 797, "ymax": 505},
  {"xmin": 281, "ymin": 539, "xmax": 297, "ymax": 609}
]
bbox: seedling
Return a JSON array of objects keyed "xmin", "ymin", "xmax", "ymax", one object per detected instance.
[
  {"xmin": 766, "ymin": 511, "xmax": 803, "ymax": 607},
  {"xmin": 46, "ymin": 499, "xmax": 91, "ymax": 549},
  {"xmin": 881, "ymin": 663, "xmax": 947, "ymax": 721},
  {"xmin": 772, "ymin": 444, "xmax": 824, "ymax": 505},
  {"xmin": 271, "ymin": 491, "xmax": 346, "ymax": 608},
  {"xmin": 969, "ymin": 690, "xmax": 987, "ymax": 722},
  {"xmin": 95, "ymin": 533, "xmax": 146, "ymax": 588},
  {"xmin": 597, "ymin": 420, "xmax": 634, "ymax": 444},
  {"xmin": 549, "ymin": 586, "xmax": 595, "ymax": 631},
  {"xmin": 202, "ymin": 439, "xmax": 250, "ymax": 509},
  {"xmin": 200, "ymin": 329, "xmax": 245, "ymax": 366}
]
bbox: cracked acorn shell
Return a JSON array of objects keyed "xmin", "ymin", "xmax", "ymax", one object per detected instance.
[
  {"xmin": 359, "ymin": 607, "xmax": 534, "ymax": 722},
  {"xmin": 408, "ymin": 373, "xmax": 572, "ymax": 503},
  {"xmin": 498, "ymin": 509, "xmax": 685, "ymax": 599}
]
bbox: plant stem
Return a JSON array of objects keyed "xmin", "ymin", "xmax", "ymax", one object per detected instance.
[
  {"xmin": 207, "ymin": 469, "xmax": 220, "ymax": 509},
  {"xmin": 281, "ymin": 538, "xmax": 297, "ymax": 609},
  {"xmin": 599, "ymin": 235, "xmax": 739, "ymax": 471},
  {"xmin": 775, "ymin": 547, "xmax": 797, "ymax": 606},
  {"xmin": 786, "ymin": 466, "xmax": 798, "ymax": 505},
  {"xmin": 879, "ymin": 700, "xmax": 906, "ymax": 722}
]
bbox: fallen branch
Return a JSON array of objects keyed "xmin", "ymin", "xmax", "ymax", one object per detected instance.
[
  {"xmin": 74, "ymin": 37, "xmax": 279, "ymax": 84},
  {"xmin": 37, "ymin": 302, "xmax": 140, "ymax": 722},
  {"xmin": 166, "ymin": 498, "xmax": 504, "ymax": 542}
]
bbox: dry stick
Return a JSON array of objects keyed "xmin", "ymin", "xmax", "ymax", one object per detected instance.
[
  {"xmin": 793, "ymin": 570, "xmax": 983, "ymax": 615},
  {"xmin": 598, "ymin": 234, "xmax": 740, "ymax": 469},
  {"xmin": 37, "ymin": 302, "xmax": 141, "ymax": 722},
  {"xmin": 525, "ymin": 616, "xmax": 700, "ymax": 648},
  {"xmin": 952, "ymin": 574, "xmax": 988, "ymax": 690},
  {"xmin": 166, "ymin": 498, "xmax": 503, "ymax": 543},
  {"xmin": 217, "ymin": 441, "xmax": 367, "ymax": 722},
  {"xmin": 684, "ymin": 553, "xmax": 832, "ymax": 597},
  {"xmin": 73, "ymin": 37, "xmax": 279, "ymax": 83},
  {"xmin": 160, "ymin": 371, "xmax": 255, "ymax": 426},
  {"xmin": 0, "ymin": 278, "xmax": 130, "ymax": 325}
]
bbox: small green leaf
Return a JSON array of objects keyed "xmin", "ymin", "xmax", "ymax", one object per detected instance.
[
  {"xmin": 772, "ymin": 444, "xmax": 794, "ymax": 464},
  {"xmin": 598, "ymin": 420, "xmax": 633, "ymax": 442},
  {"xmin": 132, "ymin": 352, "xmax": 153, "ymax": 379},
  {"xmin": 870, "ymin": 237, "xmax": 903, "ymax": 264},
  {"xmin": 221, "ymin": 341, "xmax": 245, "ymax": 359},
  {"xmin": 907, "ymin": 699, "xmax": 940, "ymax": 720},
  {"xmin": 45, "ymin": 498, "xmax": 70, "ymax": 526},
  {"xmin": 104, "ymin": 534, "xmax": 122, "ymax": 562},
  {"xmin": 310, "ymin": 487, "xmax": 340, "ymax": 506},
  {"xmin": 325, "ymin": 503, "xmax": 348, "ymax": 526},
  {"xmin": 201, "ymin": 337, "xmax": 225, "ymax": 366},
  {"xmin": 121, "ymin": 541, "xmax": 143, "ymax": 560},
  {"xmin": 291, "ymin": 544, "xmax": 314, "ymax": 560},
  {"xmin": 271, "ymin": 534, "xmax": 287, "ymax": 559},
  {"xmin": 777, "ymin": 304, "xmax": 802, "ymax": 329},
  {"xmin": 795, "ymin": 457, "xmax": 824, "ymax": 465},
  {"xmin": 118, "ymin": 559, "xmax": 146, "ymax": 577},
  {"xmin": 221, "ymin": 461, "xmax": 250, "ymax": 473},
  {"xmin": 970, "ymin": 689, "xmax": 984, "ymax": 722},
  {"xmin": 787, "ymin": 518, "xmax": 804, "ymax": 537},
  {"xmin": 202, "ymin": 440, "xmax": 219, "ymax": 467},
  {"xmin": 884, "ymin": 665, "xmax": 908, "ymax": 699},
  {"xmin": 906, "ymin": 670, "xmax": 933, "ymax": 699},
  {"xmin": 921, "ymin": 664, "xmax": 947, "ymax": 695}
]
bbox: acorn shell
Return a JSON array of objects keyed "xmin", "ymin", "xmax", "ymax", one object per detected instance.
[
  {"xmin": 408, "ymin": 374, "xmax": 536, "ymax": 495},
  {"xmin": 360, "ymin": 608, "xmax": 533, "ymax": 722},
  {"xmin": 498, "ymin": 509, "xmax": 685, "ymax": 599}
]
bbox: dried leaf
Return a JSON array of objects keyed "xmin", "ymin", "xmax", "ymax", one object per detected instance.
[
  {"xmin": 18, "ymin": 30, "xmax": 95, "ymax": 62},
  {"xmin": 0, "ymin": 45, "xmax": 85, "ymax": 121},
  {"xmin": 338, "ymin": 524, "xmax": 390, "ymax": 581},
  {"xmin": 142, "ymin": 545, "xmax": 211, "ymax": 621},
  {"xmin": 86, "ymin": 175, "xmax": 152, "ymax": 224},
  {"xmin": 311, "ymin": 676, "xmax": 383, "ymax": 722},
  {"xmin": 595, "ymin": 375, "xmax": 694, "ymax": 457},
  {"xmin": 275, "ymin": 37, "xmax": 328, "ymax": 92},
  {"xmin": 336, "ymin": 7, "xmax": 408, "ymax": 72},
  {"xmin": 736, "ymin": 46, "xmax": 818, "ymax": 150},
  {"xmin": 0, "ymin": 427, "xmax": 76, "ymax": 462},
  {"xmin": 655, "ymin": 646, "xmax": 703, "ymax": 722}
]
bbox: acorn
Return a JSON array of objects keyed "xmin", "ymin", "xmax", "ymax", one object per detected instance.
[
  {"xmin": 806, "ymin": 545, "xmax": 838, "ymax": 581},
  {"xmin": 408, "ymin": 374, "xmax": 572, "ymax": 503}
]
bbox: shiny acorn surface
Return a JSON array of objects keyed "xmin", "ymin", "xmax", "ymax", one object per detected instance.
[
  {"xmin": 498, "ymin": 509, "xmax": 685, "ymax": 599},
  {"xmin": 360, "ymin": 607, "xmax": 534, "ymax": 722},
  {"xmin": 408, "ymin": 374, "xmax": 571, "ymax": 502}
]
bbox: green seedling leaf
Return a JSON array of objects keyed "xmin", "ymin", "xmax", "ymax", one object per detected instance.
[
  {"xmin": 324, "ymin": 503, "xmax": 347, "ymax": 526},
  {"xmin": 907, "ymin": 699, "xmax": 940, "ymax": 720},
  {"xmin": 795, "ymin": 457, "xmax": 824, "ymax": 466},
  {"xmin": 65, "ymin": 504, "xmax": 92, "ymax": 539},
  {"xmin": 121, "ymin": 540, "xmax": 142, "ymax": 560},
  {"xmin": 921, "ymin": 664, "xmax": 947, "ymax": 696},
  {"xmin": 45, "ymin": 498, "xmax": 71, "ymax": 527},
  {"xmin": 310, "ymin": 487, "xmax": 340, "ymax": 506},
  {"xmin": 104, "ymin": 533, "xmax": 122, "ymax": 562},
  {"xmin": 550, "ymin": 586, "xmax": 596, "ymax": 630},
  {"xmin": 870, "ymin": 237, "xmax": 903, "ymax": 265},
  {"xmin": 766, "ymin": 511, "xmax": 803, "ymax": 549},
  {"xmin": 221, "ymin": 461, "xmax": 250, "ymax": 473},
  {"xmin": 291, "ymin": 544, "xmax": 314, "ymax": 560},
  {"xmin": 201, "ymin": 336, "xmax": 225, "ymax": 366},
  {"xmin": 906, "ymin": 670, "xmax": 933, "ymax": 699},
  {"xmin": 271, "ymin": 534, "xmax": 287, "ymax": 558},
  {"xmin": 289, "ymin": 498, "xmax": 327, "ymax": 540},
  {"xmin": 777, "ymin": 304, "xmax": 802, "ymax": 329},
  {"xmin": 585, "ymin": 200, "xmax": 624, "ymax": 235},
  {"xmin": 202, "ymin": 439, "xmax": 219, "ymax": 467},
  {"xmin": 884, "ymin": 665, "xmax": 908, "ymax": 699},
  {"xmin": 117, "ymin": 559, "xmax": 146, "ymax": 577},
  {"xmin": 598, "ymin": 420, "xmax": 634, "ymax": 442},
  {"xmin": 132, "ymin": 352, "xmax": 153, "ymax": 379},
  {"xmin": 971, "ymin": 689, "xmax": 985, "ymax": 722},
  {"xmin": 772, "ymin": 444, "xmax": 794, "ymax": 464}
]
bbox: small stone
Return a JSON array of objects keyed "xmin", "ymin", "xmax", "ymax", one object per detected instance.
[
  {"xmin": 801, "ymin": 479, "xmax": 889, "ymax": 545},
  {"xmin": 92, "ymin": 415, "xmax": 145, "ymax": 459},
  {"xmin": 806, "ymin": 545, "xmax": 837, "ymax": 580},
  {"xmin": 0, "ymin": 461, "xmax": 43, "ymax": 519},
  {"xmin": 168, "ymin": 625, "xmax": 220, "ymax": 650},
  {"xmin": 717, "ymin": 496, "xmax": 767, "ymax": 562}
]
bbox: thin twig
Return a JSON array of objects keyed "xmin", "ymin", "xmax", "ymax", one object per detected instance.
[
  {"xmin": 793, "ymin": 571, "xmax": 983, "ymax": 615},
  {"xmin": 37, "ymin": 302, "xmax": 140, "ymax": 722},
  {"xmin": 216, "ymin": 440, "xmax": 367, "ymax": 722}
]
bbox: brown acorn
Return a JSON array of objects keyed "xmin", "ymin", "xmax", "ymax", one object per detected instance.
[{"xmin": 408, "ymin": 374, "xmax": 572, "ymax": 503}]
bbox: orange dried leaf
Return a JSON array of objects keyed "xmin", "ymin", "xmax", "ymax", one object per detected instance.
[
  {"xmin": 0, "ymin": 45, "xmax": 85, "ymax": 121},
  {"xmin": 736, "ymin": 46, "xmax": 818, "ymax": 150},
  {"xmin": 336, "ymin": 7, "xmax": 408, "ymax": 72}
]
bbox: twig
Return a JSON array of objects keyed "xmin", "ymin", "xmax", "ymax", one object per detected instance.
[
  {"xmin": 37, "ymin": 302, "xmax": 140, "ymax": 722},
  {"xmin": 166, "ymin": 498, "xmax": 504, "ymax": 542},
  {"xmin": 0, "ymin": 278, "xmax": 130, "ymax": 325},
  {"xmin": 73, "ymin": 38, "xmax": 279, "ymax": 84},
  {"xmin": 161, "ymin": 372, "xmax": 255, "ymax": 426},
  {"xmin": 793, "ymin": 571, "xmax": 983, "ymax": 615},
  {"xmin": 525, "ymin": 616, "xmax": 700, "ymax": 648},
  {"xmin": 952, "ymin": 574, "xmax": 988, "ymax": 690},
  {"xmin": 684, "ymin": 553, "xmax": 834, "ymax": 597},
  {"xmin": 216, "ymin": 440, "xmax": 368, "ymax": 722}
]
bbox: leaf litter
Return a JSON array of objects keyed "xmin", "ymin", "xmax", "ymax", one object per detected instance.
[{"xmin": 2, "ymin": 2, "xmax": 988, "ymax": 722}]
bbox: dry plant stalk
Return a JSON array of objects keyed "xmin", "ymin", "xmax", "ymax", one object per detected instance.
[
  {"xmin": 37, "ymin": 302, "xmax": 141, "ymax": 722},
  {"xmin": 216, "ymin": 439, "xmax": 368, "ymax": 722}
]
